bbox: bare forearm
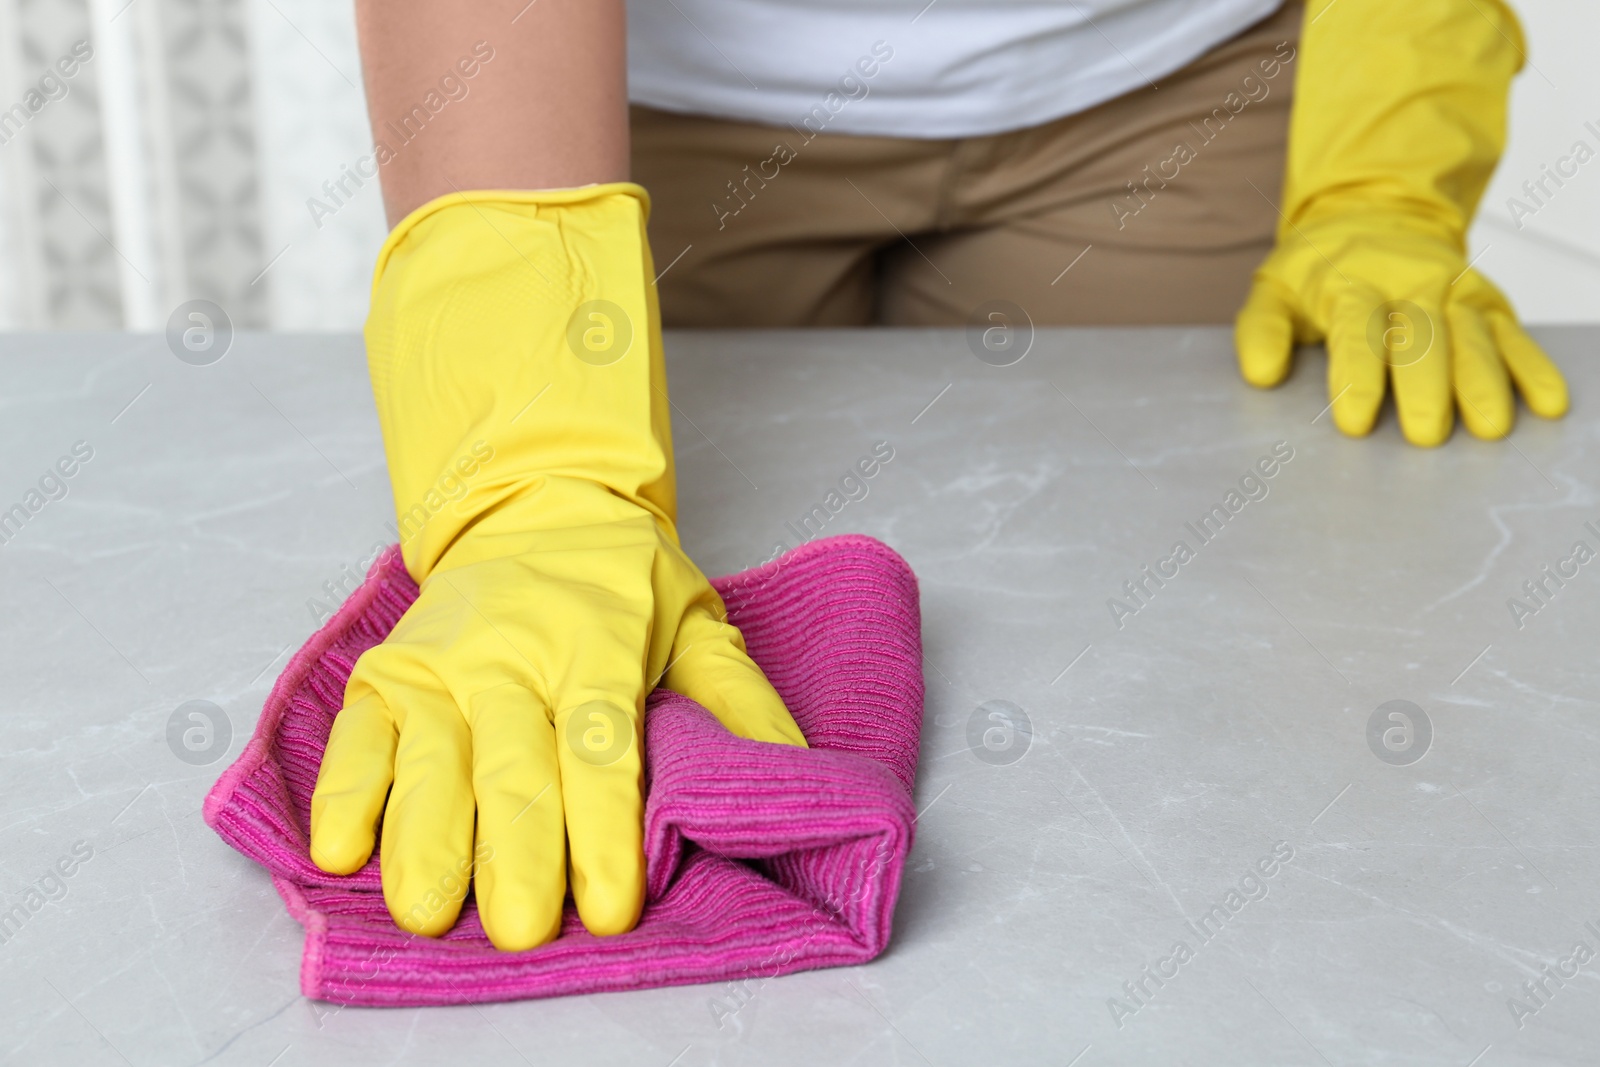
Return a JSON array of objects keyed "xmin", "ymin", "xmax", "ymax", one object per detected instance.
[{"xmin": 356, "ymin": 0, "xmax": 629, "ymax": 226}]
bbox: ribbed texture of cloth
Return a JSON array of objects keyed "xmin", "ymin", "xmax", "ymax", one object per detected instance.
[{"xmin": 204, "ymin": 534, "xmax": 923, "ymax": 1006}]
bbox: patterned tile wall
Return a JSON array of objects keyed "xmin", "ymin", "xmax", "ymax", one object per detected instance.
[
  {"xmin": 0, "ymin": 0, "xmax": 380, "ymax": 332},
  {"xmin": 2, "ymin": 0, "xmax": 121, "ymax": 328}
]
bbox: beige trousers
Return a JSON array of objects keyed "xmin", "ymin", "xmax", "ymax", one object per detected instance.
[{"xmin": 631, "ymin": 2, "xmax": 1302, "ymax": 327}]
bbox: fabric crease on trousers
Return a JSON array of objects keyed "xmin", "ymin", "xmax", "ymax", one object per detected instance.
[{"xmin": 632, "ymin": 1, "xmax": 1302, "ymax": 327}]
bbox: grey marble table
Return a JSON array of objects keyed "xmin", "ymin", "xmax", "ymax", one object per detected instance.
[{"xmin": 1, "ymin": 326, "xmax": 1596, "ymax": 1067}]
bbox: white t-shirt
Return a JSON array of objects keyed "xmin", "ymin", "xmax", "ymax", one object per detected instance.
[{"xmin": 627, "ymin": 0, "xmax": 1285, "ymax": 139}]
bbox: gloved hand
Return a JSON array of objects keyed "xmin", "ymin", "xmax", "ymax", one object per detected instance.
[
  {"xmin": 308, "ymin": 185, "xmax": 806, "ymax": 951},
  {"xmin": 1235, "ymin": 0, "xmax": 1568, "ymax": 446}
]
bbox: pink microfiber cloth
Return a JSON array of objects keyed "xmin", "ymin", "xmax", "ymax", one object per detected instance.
[{"xmin": 204, "ymin": 533, "xmax": 923, "ymax": 1006}]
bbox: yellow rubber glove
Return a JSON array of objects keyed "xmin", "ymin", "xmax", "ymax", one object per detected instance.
[
  {"xmin": 1236, "ymin": 0, "xmax": 1568, "ymax": 446},
  {"xmin": 308, "ymin": 184, "xmax": 806, "ymax": 951}
]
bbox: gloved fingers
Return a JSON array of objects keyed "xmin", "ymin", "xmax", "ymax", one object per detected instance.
[
  {"xmin": 379, "ymin": 687, "xmax": 477, "ymax": 937},
  {"xmin": 1486, "ymin": 310, "xmax": 1570, "ymax": 419},
  {"xmin": 554, "ymin": 687, "xmax": 646, "ymax": 937},
  {"xmin": 1326, "ymin": 291, "xmax": 1388, "ymax": 438},
  {"xmin": 468, "ymin": 684, "xmax": 566, "ymax": 952},
  {"xmin": 1448, "ymin": 304, "xmax": 1513, "ymax": 440},
  {"xmin": 550, "ymin": 608, "xmax": 649, "ymax": 937},
  {"xmin": 1235, "ymin": 278, "xmax": 1298, "ymax": 389},
  {"xmin": 1383, "ymin": 302, "xmax": 1452, "ymax": 447},
  {"xmin": 310, "ymin": 691, "xmax": 398, "ymax": 875},
  {"xmin": 665, "ymin": 600, "xmax": 807, "ymax": 748}
]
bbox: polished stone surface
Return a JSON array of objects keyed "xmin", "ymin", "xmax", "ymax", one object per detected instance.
[{"xmin": 1, "ymin": 326, "xmax": 1597, "ymax": 1066}]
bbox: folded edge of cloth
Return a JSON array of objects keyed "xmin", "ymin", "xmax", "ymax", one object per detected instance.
[{"xmin": 204, "ymin": 533, "xmax": 925, "ymax": 1006}]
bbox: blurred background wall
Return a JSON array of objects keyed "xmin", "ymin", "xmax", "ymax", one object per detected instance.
[{"xmin": 0, "ymin": 0, "xmax": 1594, "ymax": 332}]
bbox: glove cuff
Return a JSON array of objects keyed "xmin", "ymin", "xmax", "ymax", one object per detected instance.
[
  {"xmin": 370, "ymin": 183, "xmax": 653, "ymax": 301},
  {"xmin": 1284, "ymin": 0, "xmax": 1522, "ymax": 242},
  {"xmin": 363, "ymin": 183, "xmax": 676, "ymax": 581}
]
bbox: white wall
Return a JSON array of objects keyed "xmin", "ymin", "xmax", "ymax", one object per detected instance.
[
  {"xmin": 1469, "ymin": 0, "xmax": 1600, "ymax": 324},
  {"xmin": 246, "ymin": 0, "xmax": 385, "ymax": 331}
]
